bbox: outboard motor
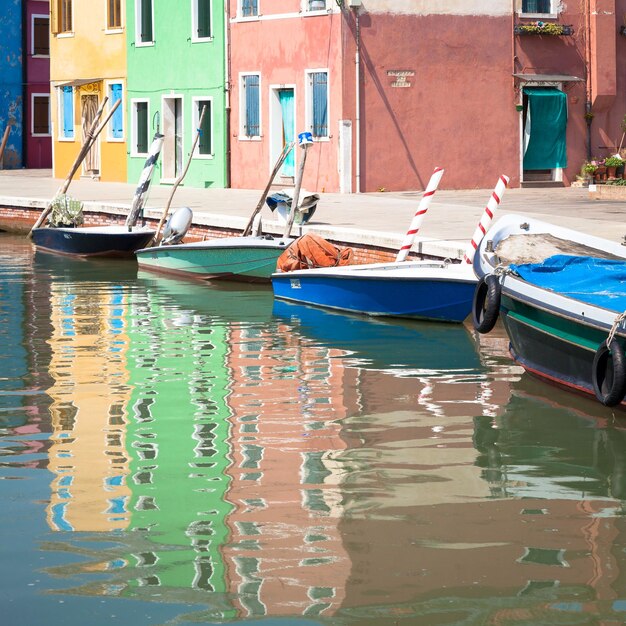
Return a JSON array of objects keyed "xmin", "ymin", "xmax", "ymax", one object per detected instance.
[{"xmin": 161, "ymin": 207, "xmax": 193, "ymax": 245}]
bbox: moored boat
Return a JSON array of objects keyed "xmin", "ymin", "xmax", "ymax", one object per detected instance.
[
  {"xmin": 472, "ymin": 213, "xmax": 626, "ymax": 406},
  {"xmin": 31, "ymin": 225, "xmax": 156, "ymax": 258},
  {"xmin": 135, "ymin": 234, "xmax": 293, "ymax": 282},
  {"xmin": 30, "ymin": 130, "xmax": 163, "ymax": 258},
  {"xmin": 272, "ymin": 259, "xmax": 478, "ymax": 322},
  {"xmin": 272, "ymin": 172, "xmax": 509, "ymax": 324}
]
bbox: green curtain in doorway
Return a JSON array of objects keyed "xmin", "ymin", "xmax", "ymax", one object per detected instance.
[
  {"xmin": 523, "ymin": 88, "xmax": 568, "ymax": 170},
  {"xmin": 279, "ymin": 89, "xmax": 295, "ymax": 177}
]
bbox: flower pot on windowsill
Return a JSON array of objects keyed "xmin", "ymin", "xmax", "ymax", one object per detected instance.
[{"xmin": 514, "ymin": 23, "xmax": 574, "ymax": 35}]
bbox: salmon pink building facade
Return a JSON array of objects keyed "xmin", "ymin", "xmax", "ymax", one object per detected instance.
[{"xmin": 228, "ymin": 0, "xmax": 626, "ymax": 192}]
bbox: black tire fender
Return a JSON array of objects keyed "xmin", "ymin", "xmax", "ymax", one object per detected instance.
[
  {"xmin": 472, "ymin": 274, "xmax": 501, "ymax": 334},
  {"xmin": 592, "ymin": 339, "xmax": 626, "ymax": 407}
]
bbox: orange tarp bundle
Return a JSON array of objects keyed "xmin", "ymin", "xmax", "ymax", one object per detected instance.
[{"xmin": 277, "ymin": 233, "xmax": 354, "ymax": 272}]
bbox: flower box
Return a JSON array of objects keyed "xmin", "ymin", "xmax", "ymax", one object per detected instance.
[{"xmin": 515, "ymin": 23, "xmax": 574, "ymax": 35}]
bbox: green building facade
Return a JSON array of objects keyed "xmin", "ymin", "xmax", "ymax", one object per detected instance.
[{"xmin": 126, "ymin": 0, "xmax": 227, "ymax": 189}]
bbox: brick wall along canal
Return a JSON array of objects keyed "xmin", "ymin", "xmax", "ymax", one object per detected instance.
[{"xmin": 3, "ymin": 232, "xmax": 626, "ymax": 625}]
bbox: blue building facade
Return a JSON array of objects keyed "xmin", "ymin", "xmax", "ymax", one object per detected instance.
[{"xmin": 0, "ymin": 0, "xmax": 24, "ymax": 168}]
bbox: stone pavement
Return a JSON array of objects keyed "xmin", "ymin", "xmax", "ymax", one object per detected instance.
[{"xmin": 1, "ymin": 168, "xmax": 625, "ymax": 259}]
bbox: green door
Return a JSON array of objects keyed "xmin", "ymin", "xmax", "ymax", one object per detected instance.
[{"xmin": 523, "ymin": 87, "xmax": 568, "ymax": 170}]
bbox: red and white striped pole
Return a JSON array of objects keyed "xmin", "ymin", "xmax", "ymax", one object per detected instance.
[
  {"xmin": 395, "ymin": 167, "xmax": 445, "ymax": 262},
  {"xmin": 463, "ymin": 174, "xmax": 509, "ymax": 264}
]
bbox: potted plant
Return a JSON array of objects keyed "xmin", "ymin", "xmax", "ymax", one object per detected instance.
[
  {"xmin": 604, "ymin": 155, "xmax": 623, "ymax": 178},
  {"xmin": 594, "ymin": 158, "xmax": 607, "ymax": 182},
  {"xmin": 582, "ymin": 162, "xmax": 597, "ymax": 184}
]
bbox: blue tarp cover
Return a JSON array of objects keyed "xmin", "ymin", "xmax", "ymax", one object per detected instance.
[{"xmin": 511, "ymin": 255, "xmax": 626, "ymax": 311}]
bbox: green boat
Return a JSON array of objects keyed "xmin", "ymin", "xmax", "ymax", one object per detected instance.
[{"xmin": 135, "ymin": 234, "xmax": 293, "ymax": 282}]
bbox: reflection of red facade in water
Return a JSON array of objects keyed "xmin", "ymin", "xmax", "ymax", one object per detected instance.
[
  {"xmin": 339, "ymin": 497, "xmax": 626, "ymax": 621},
  {"xmin": 223, "ymin": 322, "xmax": 354, "ymax": 617}
]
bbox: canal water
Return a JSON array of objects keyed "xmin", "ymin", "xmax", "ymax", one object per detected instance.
[{"xmin": 2, "ymin": 232, "xmax": 626, "ymax": 625}]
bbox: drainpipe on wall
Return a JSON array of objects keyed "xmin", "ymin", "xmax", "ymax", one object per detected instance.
[
  {"xmin": 353, "ymin": 4, "xmax": 361, "ymax": 193},
  {"xmin": 585, "ymin": 0, "xmax": 593, "ymax": 161},
  {"xmin": 21, "ymin": 0, "xmax": 28, "ymax": 168},
  {"xmin": 224, "ymin": 1, "xmax": 231, "ymax": 188}
]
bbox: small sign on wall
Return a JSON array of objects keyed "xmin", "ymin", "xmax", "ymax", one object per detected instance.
[{"xmin": 387, "ymin": 70, "xmax": 415, "ymax": 88}]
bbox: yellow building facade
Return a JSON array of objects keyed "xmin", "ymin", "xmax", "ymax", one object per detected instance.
[{"xmin": 50, "ymin": 1, "xmax": 127, "ymax": 182}]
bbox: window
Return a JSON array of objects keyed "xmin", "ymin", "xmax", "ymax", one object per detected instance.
[
  {"xmin": 193, "ymin": 0, "xmax": 212, "ymax": 40},
  {"xmin": 32, "ymin": 16, "xmax": 50, "ymax": 55},
  {"xmin": 59, "ymin": 85, "xmax": 74, "ymax": 139},
  {"xmin": 32, "ymin": 95, "xmax": 51, "ymax": 136},
  {"xmin": 307, "ymin": 0, "xmax": 326, "ymax": 10},
  {"xmin": 108, "ymin": 0, "xmax": 122, "ymax": 29},
  {"xmin": 241, "ymin": 0, "xmax": 258, "ymax": 18},
  {"xmin": 108, "ymin": 83, "xmax": 124, "ymax": 140},
  {"xmin": 194, "ymin": 99, "xmax": 212, "ymax": 156},
  {"xmin": 136, "ymin": 0, "xmax": 154, "ymax": 44},
  {"xmin": 307, "ymin": 70, "xmax": 328, "ymax": 138},
  {"xmin": 132, "ymin": 100, "xmax": 149, "ymax": 154},
  {"xmin": 521, "ymin": 0, "xmax": 552, "ymax": 14},
  {"xmin": 55, "ymin": 0, "xmax": 73, "ymax": 33},
  {"xmin": 241, "ymin": 74, "xmax": 260, "ymax": 138}
]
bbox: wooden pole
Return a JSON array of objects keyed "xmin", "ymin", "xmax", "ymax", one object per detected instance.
[
  {"xmin": 154, "ymin": 105, "xmax": 208, "ymax": 245},
  {"xmin": 282, "ymin": 141, "xmax": 310, "ymax": 239},
  {"xmin": 28, "ymin": 97, "xmax": 119, "ymax": 237},
  {"xmin": 242, "ymin": 140, "xmax": 295, "ymax": 236},
  {"xmin": 0, "ymin": 125, "xmax": 11, "ymax": 168}
]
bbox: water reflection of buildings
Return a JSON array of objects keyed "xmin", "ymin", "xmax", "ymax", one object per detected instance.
[
  {"xmin": 38, "ymin": 265, "xmax": 626, "ymax": 623},
  {"xmin": 45, "ymin": 278, "xmax": 132, "ymax": 532},
  {"xmin": 335, "ymin": 382, "xmax": 626, "ymax": 623},
  {"xmin": 0, "ymin": 240, "xmax": 51, "ymax": 464},
  {"xmin": 224, "ymin": 317, "xmax": 353, "ymax": 617}
]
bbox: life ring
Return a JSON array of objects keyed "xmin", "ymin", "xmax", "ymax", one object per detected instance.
[
  {"xmin": 472, "ymin": 274, "xmax": 501, "ymax": 334},
  {"xmin": 592, "ymin": 339, "xmax": 626, "ymax": 406}
]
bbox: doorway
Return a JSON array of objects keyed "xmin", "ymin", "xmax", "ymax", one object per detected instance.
[
  {"xmin": 162, "ymin": 96, "xmax": 183, "ymax": 181},
  {"xmin": 522, "ymin": 87, "xmax": 567, "ymax": 184},
  {"xmin": 81, "ymin": 95, "xmax": 100, "ymax": 177}
]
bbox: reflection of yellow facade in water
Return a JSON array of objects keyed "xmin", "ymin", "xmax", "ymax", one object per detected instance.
[{"xmin": 46, "ymin": 284, "xmax": 131, "ymax": 532}]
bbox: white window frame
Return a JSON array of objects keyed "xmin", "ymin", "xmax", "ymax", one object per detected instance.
[
  {"xmin": 305, "ymin": 68, "xmax": 330, "ymax": 141},
  {"xmin": 31, "ymin": 14, "xmax": 50, "ymax": 57},
  {"xmin": 192, "ymin": 96, "xmax": 214, "ymax": 159},
  {"xmin": 106, "ymin": 81, "xmax": 125, "ymax": 142},
  {"xmin": 31, "ymin": 93, "xmax": 51, "ymax": 137},
  {"xmin": 105, "ymin": 0, "xmax": 124, "ymax": 33},
  {"xmin": 239, "ymin": 72, "xmax": 262, "ymax": 140},
  {"xmin": 191, "ymin": 0, "xmax": 212, "ymax": 42},
  {"xmin": 303, "ymin": 0, "xmax": 327, "ymax": 13},
  {"xmin": 135, "ymin": 0, "xmax": 155, "ymax": 47},
  {"xmin": 519, "ymin": 0, "xmax": 557, "ymax": 18},
  {"xmin": 239, "ymin": 0, "xmax": 259, "ymax": 20},
  {"xmin": 57, "ymin": 85, "xmax": 75, "ymax": 141},
  {"xmin": 131, "ymin": 98, "xmax": 150, "ymax": 157}
]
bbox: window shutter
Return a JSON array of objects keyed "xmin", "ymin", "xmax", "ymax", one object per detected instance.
[
  {"xmin": 62, "ymin": 86, "xmax": 74, "ymax": 138},
  {"xmin": 111, "ymin": 84, "xmax": 123, "ymax": 138},
  {"xmin": 311, "ymin": 72, "xmax": 328, "ymax": 137},
  {"xmin": 244, "ymin": 76, "xmax": 259, "ymax": 137},
  {"xmin": 198, "ymin": 101, "xmax": 212, "ymax": 154},
  {"xmin": 141, "ymin": 0, "xmax": 153, "ymax": 42},
  {"xmin": 50, "ymin": 3, "xmax": 59, "ymax": 34},
  {"xmin": 197, "ymin": 0, "xmax": 211, "ymax": 37}
]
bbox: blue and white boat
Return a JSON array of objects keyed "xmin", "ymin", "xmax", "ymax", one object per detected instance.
[{"xmin": 271, "ymin": 259, "xmax": 477, "ymax": 323}]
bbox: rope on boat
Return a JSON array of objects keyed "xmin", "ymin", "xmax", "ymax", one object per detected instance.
[
  {"xmin": 493, "ymin": 264, "xmax": 517, "ymax": 277},
  {"xmin": 607, "ymin": 311, "xmax": 626, "ymax": 346}
]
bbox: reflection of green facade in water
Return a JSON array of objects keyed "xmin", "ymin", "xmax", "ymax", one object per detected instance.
[{"xmin": 123, "ymin": 293, "xmax": 233, "ymax": 602}]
